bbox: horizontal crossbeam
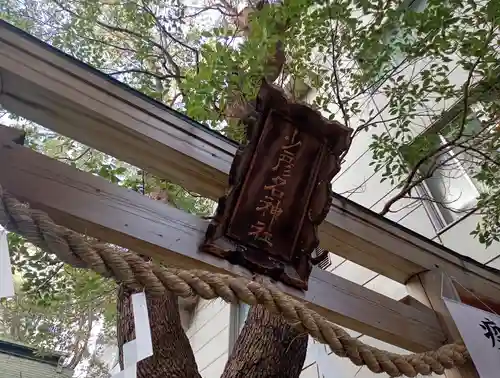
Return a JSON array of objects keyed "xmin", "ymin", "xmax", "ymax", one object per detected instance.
[
  {"xmin": 0, "ymin": 125, "xmax": 444, "ymax": 352},
  {"xmin": 0, "ymin": 21, "xmax": 499, "ymax": 303}
]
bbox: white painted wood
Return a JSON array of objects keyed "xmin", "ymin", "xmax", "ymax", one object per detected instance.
[
  {"xmin": 1, "ymin": 22, "xmax": 499, "ymax": 373},
  {"xmin": 194, "ymin": 327, "xmax": 229, "ymax": 372},
  {"xmin": 331, "ymin": 261, "xmax": 377, "ymax": 286},
  {"xmin": 300, "ymin": 362, "xmax": 319, "ymax": 378},
  {"xmin": 487, "ymin": 257, "xmax": 500, "ymax": 270},
  {"xmin": 305, "ymin": 335, "xmax": 442, "ymax": 378},
  {"xmin": 324, "ymin": 253, "xmax": 345, "ymax": 272},
  {"xmin": 186, "ymin": 300, "xmax": 228, "ymax": 338},
  {"xmin": 188, "ymin": 300, "xmax": 230, "ymax": 375},
  {"xmin": 189, "ymin": 308, "xmax": 230, "ymax": 355},
  {"xmin": 407, "ymin": 271, "xmax": 480, "ymax": 377},
  {"xmin": 394, "ymin": 203, "xmax": 440, "ymax": 239},
  {"xmin": 356, "ymin": 335, "xmax": 408, "ymax": 354},
  {"xmin": 363, "ymin": 276, "xmax": 407, "ymax": 301},
  {"xmin": 200, "ymin": 352, "xmax": 228, "ymax": 378},
  {"xmin": 318, "ymin": 353, "xmax": 363, "ymax": 378},
  {"xmin": 303, "ymin": 338, "xmax": 317, "ymax": 369},
  {"xmin": 326, "ymin": 195, "xmax": 500, "ymax": 303},
  {"xmin": 0, "ymin": 22, "xmax": 235, "ymax": 200},
  {"xmin": 228, "ymin": 303, "xmax": 249, "ymax": 352}
]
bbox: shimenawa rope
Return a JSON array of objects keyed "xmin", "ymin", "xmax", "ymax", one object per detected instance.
[{"xmin": 0, "ymin": 186, "xmax": 469, "ymax": 377}]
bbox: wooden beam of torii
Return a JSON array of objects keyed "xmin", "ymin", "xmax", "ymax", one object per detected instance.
[
  {"xmin": 0, "ymin": 21, "xmax": 499, "ymax": 304},
  {"xmin": 0, "ymin": 125, "xmax": 443, "ymax": 352}
]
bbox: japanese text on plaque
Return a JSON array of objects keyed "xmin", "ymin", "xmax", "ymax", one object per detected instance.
[
  {"xmin": 480, "ymin": 317, "xmax": 500, "ymax": 349},
  {"xmin": 248, "ymin": 129, "xmax": 302, "ymax": 247}
]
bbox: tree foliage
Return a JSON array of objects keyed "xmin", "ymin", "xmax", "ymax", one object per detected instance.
[{"xmin": 1, "ymin": 231, "xmax": 117, "ymax": 376}]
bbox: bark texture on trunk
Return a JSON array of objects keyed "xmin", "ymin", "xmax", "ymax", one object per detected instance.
[
  {"xmin": 221, "ymin": 304, "xmax": 308, "ymax": 378},
  {"xmin": 117, "ymin": 285, "xmax": 202, "ymax": 378}
]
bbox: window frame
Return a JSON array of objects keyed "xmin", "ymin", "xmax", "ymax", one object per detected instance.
[
  {"xmin": 282, "ymin": 73, "xmax": 316, "ymax": 102},
  {"xmin": 399, "ymin": 88, "xmax": 499, "ymax": 231},
  {"xmin": 355, "ymin": 0, "xmax": 429, "ymax": 92},
  {"xmin": 228, "ymin": 302, "xmax": 250, "ymax": 352}
]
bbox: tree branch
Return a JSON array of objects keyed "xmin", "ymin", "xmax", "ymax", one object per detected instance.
[
  {"xmin": 140, "ymin": 1, "xmax": 200, "ymax": 74},
  {"xmin": 456, "ymin": 143, "xmax": 500, "ymax": 167},
  {"xmin": 57, "ymin": 147, "xmax": 91, "ymax": 162},
  {"xmin": 31, "ymin": 262, "xmax": 65, "ymax": 294},
  {"xmin": 52, "ymin": 0, "xmax": 185, "ymax": 83},
  {"xmin": 108, "ymin": 69, "xmax": 184, "ymax": 80},
  {"xmin": 404, "ymin": 195, "xmax": 479, "ymax": 215},
  {"xmin": 379, "ymin": 143, "xmax": 461, "ymax": 216},
  {"xmin": 66, "ymin": 306, "xmax": 94, "ymax": 369},
  {"xmin": 327, "ymin": 2, "xmax": 349, "ymax": 128},
  {"xmin": 379, "ymin": 25, "xmax": 496, "ymax": 215}
]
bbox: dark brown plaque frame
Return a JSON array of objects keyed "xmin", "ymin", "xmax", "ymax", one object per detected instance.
[{"xmin": 200, "ymin": 81, "xmax": 352, "ymax": 290}]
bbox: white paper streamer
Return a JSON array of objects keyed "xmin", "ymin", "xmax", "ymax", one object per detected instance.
[
  {"xmin": 112, "ymin": 293, "xmax": 153, "ymax": 378},
  {"xmin": 113, "ymin": 341, "xmax": 138, "ymax": 378},
  {"xmin": 132, "ymin": 292, "xmax": 153, "ymax": 360},
  {"xmin": 123, "ymin": 340, "xmax": 139, "ymax": 368},
  {"xmin": 0, "ymin": 228, "xmax": 14, "ymax": 299}
]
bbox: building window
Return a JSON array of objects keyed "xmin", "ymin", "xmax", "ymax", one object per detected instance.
[
  {"xmin": 385, "ymin": 0, "xmax": 429, "ymax": 64},
  {"xmin": 228, "ymin": 302, "xmax": 250, "ymax": 352},
  {"xmin": 279, "ymin": 68, "xmax": 317, "ymax": 103},
  {"xmin": 285, "ymin": 76, "xmax": 313, "ymax": 101},
  {"xmin": 401, "ymin": 101, "xmax": 497, "ymax": 230},
  {"xmin": 237, "ymin": 303, "xmax": 250, "ymax": 332},
  {"xmin": 356, "ymin": 0, "xmax": 428, "ymax": 90}
]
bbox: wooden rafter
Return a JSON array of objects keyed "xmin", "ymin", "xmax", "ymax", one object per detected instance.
[
  {"xmin": 0, "ymin": 21, "xmax": 498, "ymax": 305},
  {"xmin": 0, "ymin": 125, "xmax": 444, "ymax": 352}
]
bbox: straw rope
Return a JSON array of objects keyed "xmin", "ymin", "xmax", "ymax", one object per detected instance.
[{"xmin": 0, "ymin": 186, "xmax": 469, "ymax": 377}]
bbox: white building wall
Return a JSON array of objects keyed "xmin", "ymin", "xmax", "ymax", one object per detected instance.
[{"xmin": 187, "ymin": 299, "xmax": 230, "ymax": 377}]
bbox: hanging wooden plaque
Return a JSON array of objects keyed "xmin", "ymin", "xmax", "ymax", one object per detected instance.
[{"xmin": 200, "ymin": 81, "xmax": 352, "ymax": 290}]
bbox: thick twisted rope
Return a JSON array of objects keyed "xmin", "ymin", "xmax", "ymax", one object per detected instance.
[{"xmin": 0, "ymin": 186, "xmax": 469, "ymax": 377}]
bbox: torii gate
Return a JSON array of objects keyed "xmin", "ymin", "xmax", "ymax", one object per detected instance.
[{"xmin": 0, "ymin": 19, "xmax": 498, "ymax": 377}]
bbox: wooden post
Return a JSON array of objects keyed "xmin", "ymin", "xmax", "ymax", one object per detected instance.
[{"xmin": 406, "ymin": 271, "xmax": 479, "ymax": 378}]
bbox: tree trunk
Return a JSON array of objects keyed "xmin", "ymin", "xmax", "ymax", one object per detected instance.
[
  {"xmin": 221, "ymin": 305, "xmax": 308, "ymax": 378},
  {"xmin": 117, "ymin": 285, "xmax": 202, "ymax": 378}
]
